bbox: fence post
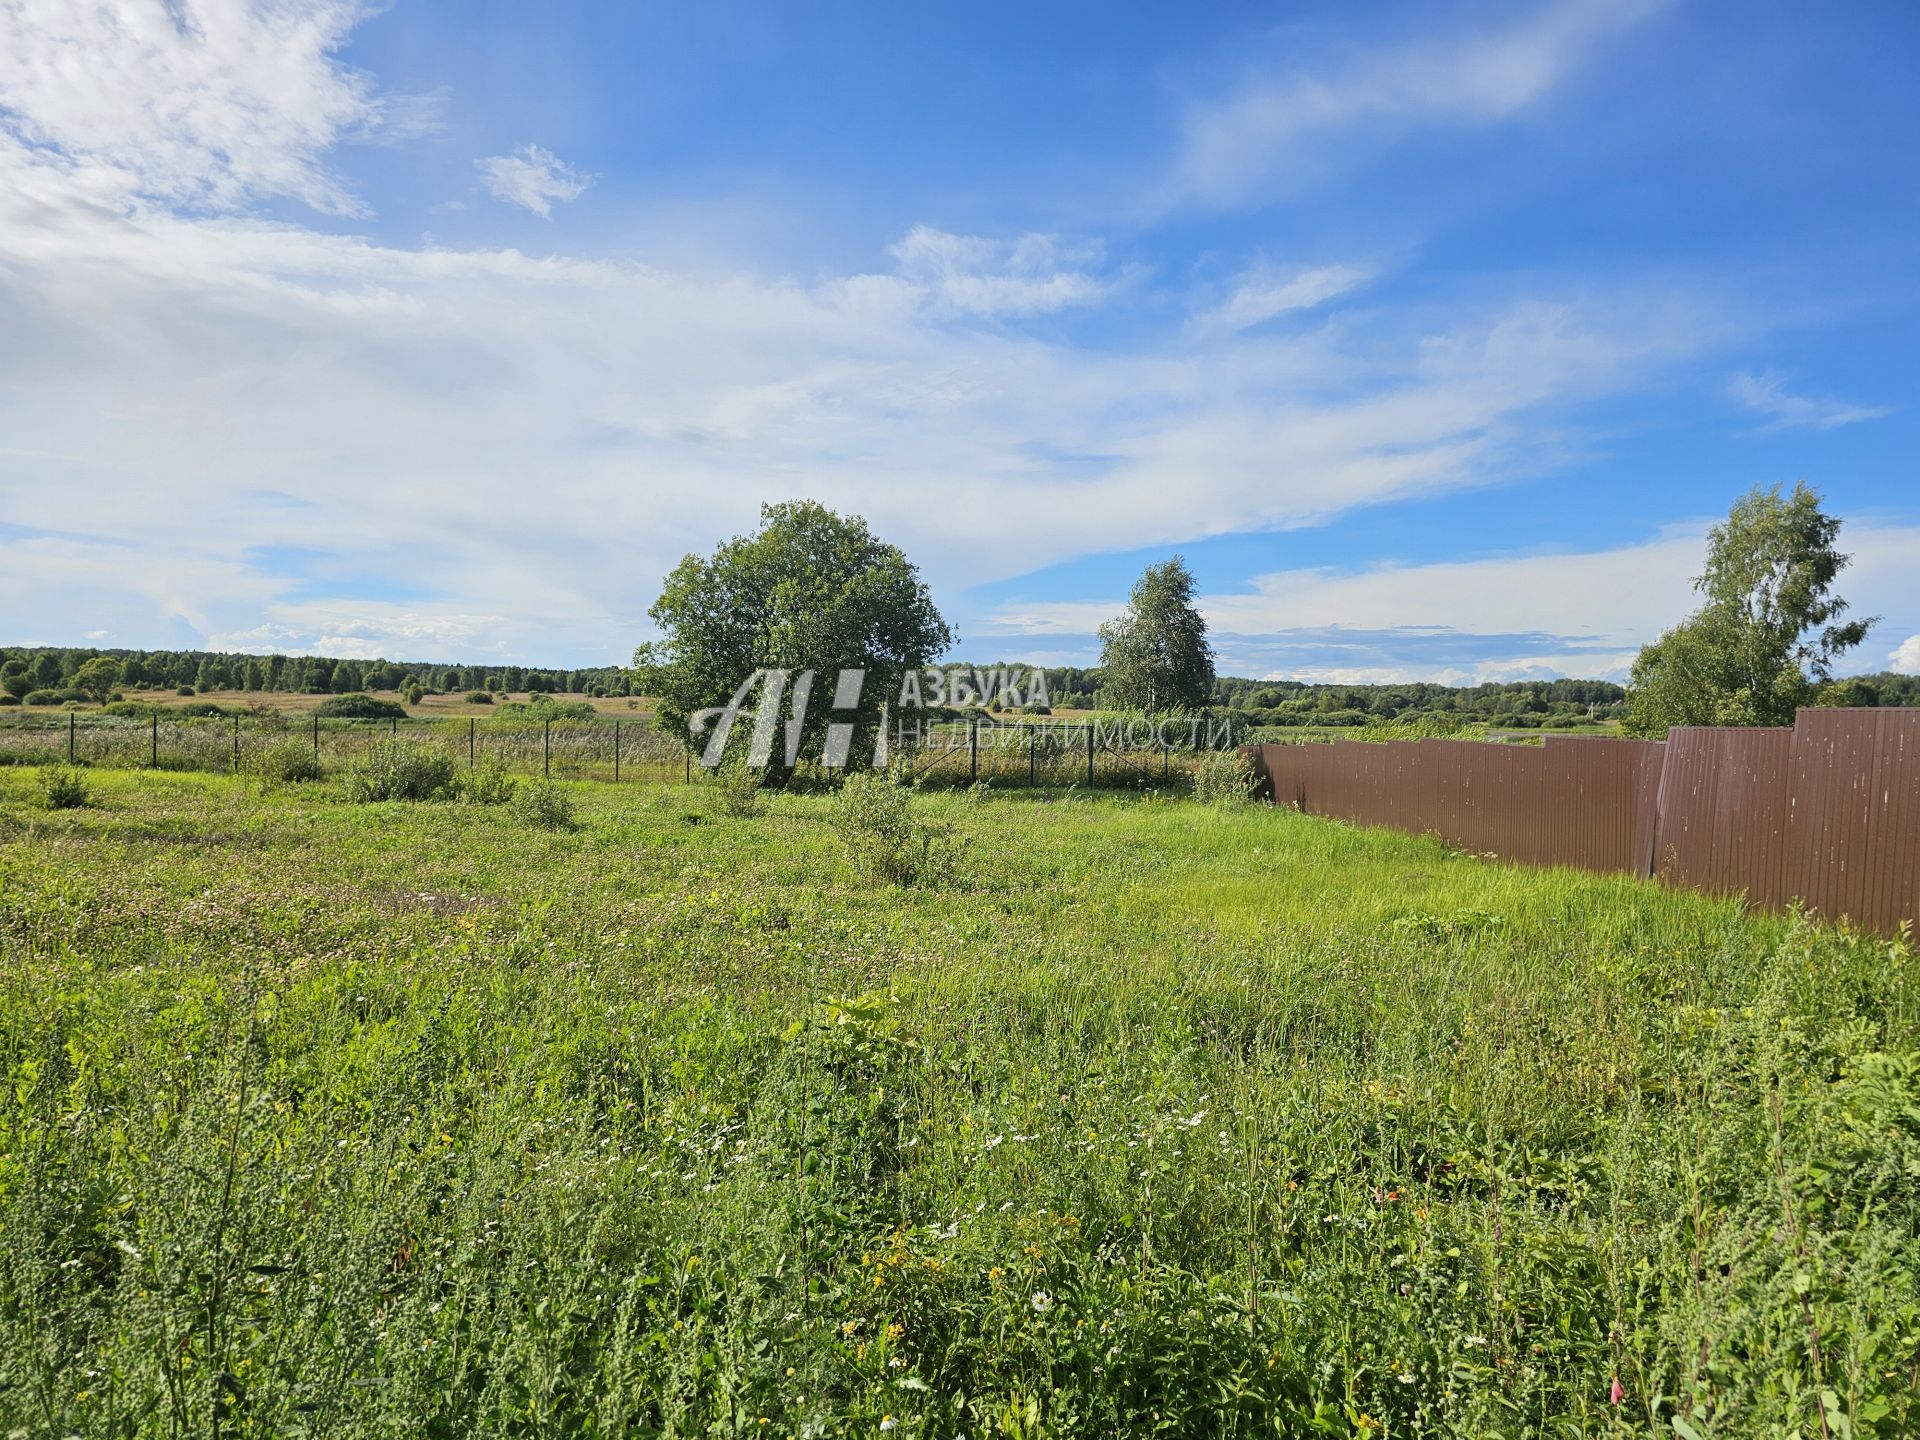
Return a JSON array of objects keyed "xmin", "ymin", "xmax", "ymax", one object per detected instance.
[
  {"xmin": 614, "ymin": 719, "xmax": 621, "ymax": 784},
  {"xmin": 469, "ymin": 717, "xmax": 475, "ymax": 768},
  {"xmin": 312, "ymin": 713, "xmax": 319, "ymax": 759},
  {"xmin": 544, "ymin": 718, "xmax": 551, "ymax": 778},
  {"xmin": 233, "ymin": 714, "xmax": 240, "ymax": 772},
  {"xmin": 1085, "ymin": 722, "xmax": 1094, "ymax": 787},
  {"xmin": 68, "ymin": 711, "xmax": 75, "ymax": 765},
  {"xmin": 151, "ymin": 714, "xmax": 158, "ymax": 769},
  {"xmin": 391, "ymin": 716, "xmax": 398, "ymax": 737},
  {"xmin": 1029, "ymin": 728, "xmax": 1036, "ymax": 787},
  {"xmin": 685, "ymin": 746, "xmax": 692, "ymax": 785},
  {"xmin": 969, "ymin": 716, "xmax": 978, "ymax": 784}
]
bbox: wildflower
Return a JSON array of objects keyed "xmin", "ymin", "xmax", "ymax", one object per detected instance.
[
  {"xmin": 988, "ymin": 1266, "xmax": 1005, "ymax": 1282},
  {"xmin": 879, "ymin": 1417, "xmax": 897, "ymax": 1431},
  {"xmin": 885, "ymin": 1323, "xmax": 904, "ymax": 1341},
  {"xmin": 1031, "ymin": 1291, "xmax": 1052, "ymax": 1313},
  {"xmin": 1398, "ymin": 1372, "xmax": 1414, "ymax": 1384},
  {"xmin": 1610, "ymin": 1376, "xmax": 1624, "ymax": 1405}
]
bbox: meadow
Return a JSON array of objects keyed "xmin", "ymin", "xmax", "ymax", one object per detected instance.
[{"xmin": 1, "ymin": 767, "xmax": 1915, "ymax": 1437}]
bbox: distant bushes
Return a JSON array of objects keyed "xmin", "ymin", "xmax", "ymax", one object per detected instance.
[
  {"xmin": 343, "ymin": 740, "xmax": 456, "ymax": 802},
  {"xmin": 315, "ymin": 693, "xmax": 408, "ymax": 720},
  {"xmin": 464, "ymin": 690, "xmax": 494, "ymax": 705}
]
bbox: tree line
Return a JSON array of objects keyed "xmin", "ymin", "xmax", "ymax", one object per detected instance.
[{"xmin": 0, "ymin": 648, "xmax": 634, "ymax": 707}]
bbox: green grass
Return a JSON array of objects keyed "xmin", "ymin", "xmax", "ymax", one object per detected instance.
[{"xmin": 1, "ymin": 769, "xmax": 1915, "ymax": 1437}]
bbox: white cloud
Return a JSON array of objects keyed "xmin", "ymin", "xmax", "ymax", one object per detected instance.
[
  {"xmin": 1891, "ymin": 635, "xmax": 1920, "ymax": 675},
  {"xmin": 888, "ymin": 225, "xmax": 1113, "ymax": 318},
  {"xmin": 1728, "ymin": 370, "xmax": 1890, "ymax": 432},
  {"xmin": 476, "ymin": 144, "xmax": 593, "ymax": 217},
  {"xmin": 984, "ymin": 523, "xmax": 1920, "ymax": 683},
  {"xmin": 0, "ymin": 0, "xmax": 1851, "ymax": 675},
  {"xmin": 0, "ymin": 0, "xmax": 396, "ymax": 216},
  {"xmin": 1193, "ymin": 262, "xmax": 1373, "ymax": 333},
  {"xmin": 1168, "ymin": 0, "xmax": 1668, "ymax": 209}
]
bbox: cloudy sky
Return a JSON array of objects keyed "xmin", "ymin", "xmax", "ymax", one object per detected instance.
[{"xmin": 1, "ymin": 0, "xmax": 1915, "ymax": 682}]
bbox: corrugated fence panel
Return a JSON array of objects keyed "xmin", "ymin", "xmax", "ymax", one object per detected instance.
[
  {"xmin": 1253, "ymin": 711, "xmax": 1919, "ymax": 935},
  {"xmin": 1652, "ymin": 727, "xmax": 1793, "ymax": 905},
  {"xmin": 1786, "ymin": 707, "xmax": 1920, "ymax": 935}
]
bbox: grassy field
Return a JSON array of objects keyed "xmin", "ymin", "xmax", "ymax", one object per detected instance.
[{"xmin": 1, "ymin": 769, "xmax": 1915, "ymax": 1437}]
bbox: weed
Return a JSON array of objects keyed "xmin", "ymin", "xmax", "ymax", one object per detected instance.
[
  {"xmin": 458, "ymin": 753, "xmax": 517, "ymax": 806},
  {"xmin": 1190, "ymin": 746, "xmax": 1258, "ymax": 806},
  {"xmin": 833, "ymin": 770, "xmax": 962, "ymax": 885},
  {"xmin": 38, "ymin": 764, "xmax": 89, "ymax": 808},
  {"xmin": 251, "ymin": 737, "xmax": 324, "ymax": 787},
  {"xmin": 511, "ymin": 776, "xmax": 576, "ymax": 830},
  {"xmin": 342, "ymin": 739, "xmax": 457, "ymax": 802}
]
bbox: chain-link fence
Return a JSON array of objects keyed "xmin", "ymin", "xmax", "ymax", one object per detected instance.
[{"xmin": 0, "ymin": 711, "xmax": 1239, "ymax": 789}]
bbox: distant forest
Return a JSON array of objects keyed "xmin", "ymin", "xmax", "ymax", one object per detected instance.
[{"xmin": 3, "ymin": 645, "xmax": 1915, "ymax": 726}]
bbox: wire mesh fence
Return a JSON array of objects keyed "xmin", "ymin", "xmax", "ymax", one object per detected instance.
[{"xmin": 0, "ymin": 711, "xmax": 1237, "ymax": 790}]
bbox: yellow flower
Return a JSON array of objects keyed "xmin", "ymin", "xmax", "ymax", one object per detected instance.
[
  {"xmin": 885, "ymin": 1322, "xmax": 904, "ymax": 1341},
  {"xmin": 988, "ymin": 1266, "xmax": 1005, "ymax": 1282}
]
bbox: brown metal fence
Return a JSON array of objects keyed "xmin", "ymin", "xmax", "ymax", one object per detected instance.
[{"xmin": 1257, "ymin": 708, "xmax": 1920, "ymax": 936}]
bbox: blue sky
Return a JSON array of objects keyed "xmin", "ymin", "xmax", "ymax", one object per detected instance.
[{"xmin": 1, "ymin": 0, "xmax": 1916, "ymax": 680}]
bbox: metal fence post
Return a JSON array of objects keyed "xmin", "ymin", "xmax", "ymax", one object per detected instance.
[
  {"xmin": 614, "ymin": 719, "xmax": 621, "ymax": 783},
  {"xmin": 312, "ymin": 713, "xmax": 319, "ymax": 759},
  {"xmin": 1028, "ymin": 728, "xmax": 1036, "ymax": 787},
  {"xmin": 969, "ymin": 716, "xmax": 978, "ymax": 783},
  {"xmin": 1085, "ymin": 723, "xmax": 1094, "ymax": 787},
  {"xmin": 151, "ymin": 714, "xmax": 158, "ymax": 769},
  {"xmin": 68, "ymin": 711, "xmax": 75, "ymax": 765},
  {"xmin": 685, "ymin": 746, "xmax": 692, "ymax": 785},
  {"xmin": 469, "ymin": 716, "xmax": 475, "ymax": 768},
  {"xmin": 544, "ymin": 717, "xmax": 551, "ymax": 778},
  {"xmin": 233, "ymin": 714, "xmax": 240, "ymax": 772},
  {"xmin": 391, "ymin": 716, "xmax": 398, "ymax": 737}
]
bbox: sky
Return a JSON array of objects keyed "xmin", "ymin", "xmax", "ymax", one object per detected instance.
[{"xmin": 1, "ymin": 0, "xmax": 1916, "ymax": 683}]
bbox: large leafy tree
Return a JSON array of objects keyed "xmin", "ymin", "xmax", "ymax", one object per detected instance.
[
  {"xmin": 1624, "ymin": 482, "xmax": 1873, "ymax": 735},
  {"xmin": 1097, "ymin": 556, "xmax": 1215, "ymax": 713},
  {"xmin": 635, "ymin": 502, "xmax": 953, "ymax": 778}
]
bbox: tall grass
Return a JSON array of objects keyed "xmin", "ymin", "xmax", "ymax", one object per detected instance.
[{"xmin": 0, "ymin": 770, "xmax": 1913, "ymax": 1436}]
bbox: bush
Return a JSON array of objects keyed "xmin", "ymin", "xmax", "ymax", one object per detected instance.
[
  {"xmin": 1191, "ymin": 747, "xmax": 1259, "ymax": 807},
  {"xmin": 0, "ymin": 695, "xmax": 17, "ymax": 707},
  {"xmin": 404, "ymin": 684, "xmax": 424, "ymax": 705},
  {"xmin": 713, "ymin": 757, "xmax": 766, "ymax": 818},
  {"xmin": 832, "ymin": 771, "xmax": 961, "ymax": 886},
  {"xmin": 23, "ymin": 690, "xmax": 61, "ymax": 706},
  {"xmin": 39, "ymin": 766, "xmax": 90, "ymax": 809},
  {"xmin": 511, "ymin": 778, "xmax": 576, "ymax": 831},
  {"xmin": 315, "ymin": 693, "xmax": 408, "ymax": 720},
  {"xmin": 464, "ymin": 690, "xmax": 494, "ymax": 705},
  {"xmin": 253, "ymin": 738, "xmax": 324, "ymax": 787},
  {"xmin": 343, "ymin": 740, "xmax": 456, "ymax": 802},
  {"xmin": 176, "ymin": 702, "xmax": 225, "ymax": 718},
  {"xmin": 176, "ymin": 685, "xmax": 196, "ymax": 696},
  {"xmin": 459, "ymin": 754, "xmax": 517, "ymax": 806}
]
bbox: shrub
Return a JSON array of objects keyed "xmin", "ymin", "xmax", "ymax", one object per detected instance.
[
  {"xmin": 176, "ymin": 684, "xmax": 196, "ymax": 696},
  {"xmin": 459, "ymin": 754, "xmax": 517, "ymax": 806},
  {"xmin": 39, "ymin": 766, "xmax": 90, "ymax": 809},
  {"xmin": 713, "ymin": 757, "xmax": 766, "ymax": 818},
  {"xmin": 343, "ymin": 740, "xmax": 456, "ymax": 802},
  {"xmin": 176, "ymin": 702, "xmax": 225, "ymax": 718},
  {"xmin": 253, "ymin": 738, "xmax": 324, "ymax": 787},
  {"xmin": 464, "ymin": 690, "xmax": 494, "ymax": 705},
  {"xmin": 315, "ymin": 693, "xmax": 408, "ymax": 721},
  {"xmin": 404, "ymin": 684, "xmax": 424, "ymax": 705},
  {"xmin": 832, "ymin": 771, "xmax": 961, "ymax": 886},
  {"xmin": 0, "ymin": 695, "xmax": 16, "ymax": 707},
  {"xmin": 511, "ymin": 778, "xmax": 576, "ymax": 831},
  {"xmin": 23, "ymin": 690, "xmax": 61, "ymax": 706},
  {"xmin": 1191, "ymin": 747, "xmax": 1259, "ymax": 807}
]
